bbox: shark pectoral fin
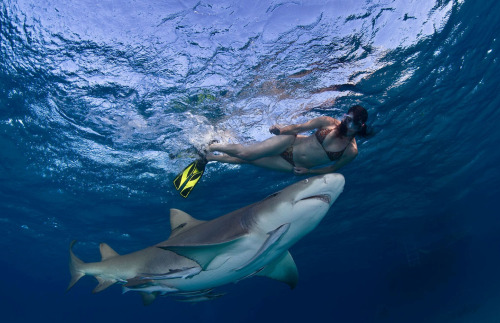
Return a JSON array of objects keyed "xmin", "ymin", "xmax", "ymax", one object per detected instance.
[
  {"xmin": 92, "ymin": 277, "xmax": 117, "ymax": 293},
  {"xmin": 169, "ymin": 209, "xmax": 206, "ymax": 239},
  {"xmin": 235, "ymin": 223, "xmax": 290, "ymax": 271},
  {"xmin": 258, "ymin": 251, "xmax": 298, "ymax": 289},
  {"xmin": 159, "ymin": 239, "xmax": 241, "ymax": 270},
  {"xmin": 99, "ymin": 242, "xmax": 119, "ymax": 261},
  {"xmin": 141, "ymin": 292, "xmax": 158, "ymax": 306}
]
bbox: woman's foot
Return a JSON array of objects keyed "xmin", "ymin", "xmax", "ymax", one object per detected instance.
[
  {"xmin": 205, "ymin": 152, "xmax": 246, "ymax": 164},
  {"xmin": 207, "ymin": 139, "xmax": 220, "ymax": 152},
  {"xmin": 205, "ymin": 152, "xmax": 217, "ymax": 161}
]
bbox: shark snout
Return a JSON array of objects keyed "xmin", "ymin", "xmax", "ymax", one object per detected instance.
[
  {"xmin": 308, "ymin": 173, "xmax": 345, "ymax": 190},
  {"xmin": 293, "ymin": 173, "xmax": 345, "ymax": 206},
  {"xmin": 317, "ymin": 173, "xmax": 345, "ymax": 204},
  {"xmin": 322, "ymin": 173, "xmax": 345, "ymax": 188}
]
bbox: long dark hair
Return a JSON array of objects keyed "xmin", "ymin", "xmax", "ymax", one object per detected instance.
[{"xmin": 337, "ymin": 105, "xmax": 369, "ymax": 137}]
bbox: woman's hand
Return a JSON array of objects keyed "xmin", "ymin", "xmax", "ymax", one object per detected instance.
[
  {"xmin": 293, "ymin": 167, "xmax": 310, "ymax": 175},
  {"xmin": 269, "ymin": 125, "xmax": 281, "ymax": 135}
]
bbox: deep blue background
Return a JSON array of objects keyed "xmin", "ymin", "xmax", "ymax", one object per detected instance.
[{"xmin": 2, "ymin": 0, "xmax": 500, "ymax": 322}]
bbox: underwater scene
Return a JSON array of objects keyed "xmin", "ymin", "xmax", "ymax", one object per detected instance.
[{"xmin": 1, "ymin": 0, "xmax": 500, "ymax": 322}]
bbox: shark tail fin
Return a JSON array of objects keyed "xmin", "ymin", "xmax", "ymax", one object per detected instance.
[{"xmin": 67, "ymin": 240, "xmax": 85, "ymax": 292}]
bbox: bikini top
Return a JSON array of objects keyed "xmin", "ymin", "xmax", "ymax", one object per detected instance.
[{"xmin": 314, "ymin": 128, "xmax": 349, "ymax": 161}]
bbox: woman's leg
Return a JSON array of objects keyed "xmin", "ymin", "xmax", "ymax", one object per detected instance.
[
  {"xmin": 248, "ymin": 156, "xmax": 294, "ymax": 172},
  {"xmin": 207, "ymin": 153, "xmax": 293, "ymax": 172},
  {"xmin": 206, "ymin": 153, "xmax": 248, "ymax": 164},
  {"xmin": 208, "ymin": 135, "xmax": 296, "ymax": 161}
]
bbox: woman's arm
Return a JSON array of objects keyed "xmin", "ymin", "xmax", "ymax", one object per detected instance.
[{"xmin": 270, "ymin": 116, "xmax": 337, "ymax": 135}]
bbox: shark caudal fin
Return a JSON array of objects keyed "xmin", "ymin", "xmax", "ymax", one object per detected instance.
[
  {"xmin": 67, "ymin": 240, "xmax": 85, "ymax": 292},
  {"xmin": 67, "ymin": 240, "xmax": 119, "ymax": 293}
]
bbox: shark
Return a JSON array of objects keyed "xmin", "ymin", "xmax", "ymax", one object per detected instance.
[{"xmin": 67, "ymin": 173, "xmax": 345, "ymax": 304}]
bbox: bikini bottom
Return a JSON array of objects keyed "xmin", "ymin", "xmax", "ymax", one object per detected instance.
[{"xmin": 280, "ymin": 145, "xmax": 295, "ymax": 166}]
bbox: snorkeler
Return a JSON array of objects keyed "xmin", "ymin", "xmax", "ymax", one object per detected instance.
[
  {"xmin": 207, "ymin": 105, "xmax": 370, "ymax": 175},
  {"xmin": 173, "ymin": 105, "xmax": 369, "ymax": 197}
]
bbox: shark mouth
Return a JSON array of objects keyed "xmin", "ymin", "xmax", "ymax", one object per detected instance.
[{"xmin": 299, "ymin": 194, "xmax": 331, "ymax": 204}]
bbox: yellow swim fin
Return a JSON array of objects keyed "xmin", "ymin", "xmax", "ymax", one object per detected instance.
[{"xmin": 173, "ymin": 158, "xmax": 207, "ymax": 198}]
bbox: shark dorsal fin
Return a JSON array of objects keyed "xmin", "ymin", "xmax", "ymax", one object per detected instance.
[
  {"xmin": 169, "ymin": 208, "xmax": 206, "ymax": 238},
  {"xmin": 99, "ymin": 243, "xmax": 119, "ymax": 261}
]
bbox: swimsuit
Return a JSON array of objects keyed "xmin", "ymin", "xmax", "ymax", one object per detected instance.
[
  {"xmin": 279, "ymin": 128, "xmax": 348, "ymax": 166},
  {"xmin": 314, "ymin": 128, "xmax": 348, "ymax": 161},
  {"xmin": 280, "ymin": 135, "xmax": 297, "ymax": 166}
]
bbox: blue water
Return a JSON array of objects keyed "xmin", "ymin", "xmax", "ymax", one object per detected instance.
[{"xmin": 1, "ymin": 0, "xmax": 500, "ymax": 322}]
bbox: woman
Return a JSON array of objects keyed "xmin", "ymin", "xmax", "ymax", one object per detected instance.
[{"xmin": 207, "ymin": 105, "xmax": 369, "ymax": 175}]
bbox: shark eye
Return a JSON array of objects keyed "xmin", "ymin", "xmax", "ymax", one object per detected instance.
[{"xmin": 303, "ymin": 179, "xmax": 309, "ymax": 183}]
